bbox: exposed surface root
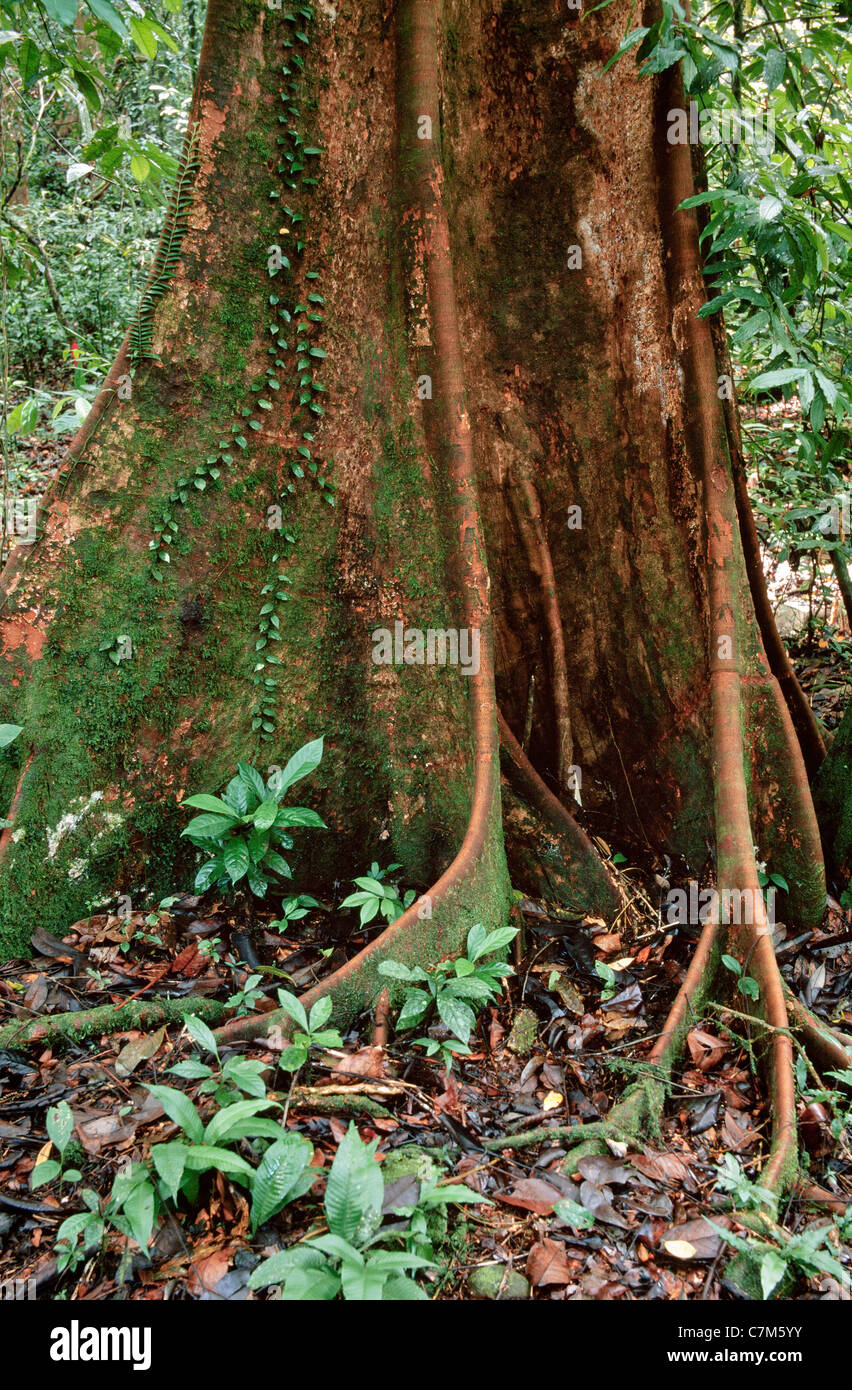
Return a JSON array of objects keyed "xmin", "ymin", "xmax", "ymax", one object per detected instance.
[
  {"xmin": 507, "ymin": 476, "xmax": 574, "ymax": 792},
  {"xmin": 786, "ymin": 991, "xmax": 852, "ymax": 1080},
  {"xmin": 0, "ymin": 996, "xmax": 225, "ymax": 1051}
]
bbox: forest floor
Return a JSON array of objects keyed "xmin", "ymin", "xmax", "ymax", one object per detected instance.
[{"xmin": 1, "ymin": 865, "xmax": 850, "ymax": 1302}]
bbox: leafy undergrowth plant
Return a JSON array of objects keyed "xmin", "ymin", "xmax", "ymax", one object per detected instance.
[
  {"xmin": 248, "ymin": 1123, "xmax": 483, "ymax": 1300},
  {"xmin": 269, "ymin": 893, "xmax": 321, "ymax": 929},
  {"xmin": 711, "ymin": 1219, "xmax": 850, "ymax": 1300},
  {"xmin": 378, "ymin": 922, "xmax": 518, "ymax": 1066},
  {"xmin": 712, "ymin": 1154, "xmax": 776, "ymax": 1213},
  {"xmin": 39, "ymin": 1016, "xmax": 319, "ymax": 1275},
  {"xmin": 340, "ymin": 861, "xmax": 416, "ymax": 927},
  {"xmin": 268, "ymin": 989, "xmax": 342, "ymax": 1072},
  {"xmin": 181, "ymin": 737, "xmax": 325, "ymax": 901}
]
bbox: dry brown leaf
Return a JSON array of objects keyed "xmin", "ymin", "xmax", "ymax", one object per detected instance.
[
  {"xmin": 526, "ymin": 1238, "xmax": 575, "ymax": 1287},
  {"xmin": 496, "ymin": 1178, "xmax": 565, "ymax": 1214},
  {"xmin": 115, "ymin": 1027, "xmax": 165, "ymax": 1078},
  {"xmin": 331, "ymin": 1046, "xmax": 386, "ymax": 1079},
  {"xmin": 659, "ymin": 1216, "xmax": 730, "ymax": 1261},
  {"xmin": 631, "ymin": 1151, "xmax": 697, "ymax": 1191},
  {"xmin": 687, "ymin": 1027, "xmax": 728, "ymax": 1072}
]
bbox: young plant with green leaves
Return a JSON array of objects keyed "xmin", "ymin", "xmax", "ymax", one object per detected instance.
[
  {"xmin": 248, "ymin": 1123, "xmax": 482, "ymax": 1301},
  {"xmin": 722, "ymin": 952, "xmax": 760, "ymax": 1001},
  {"xmin": 712, "ymin": 1153, "xmax": 777, "ymax": 1212},
  {"xmin": 711, "ymin": 1218, "xmax": 850, "ymax": 1300},
  {"xmin": 270, "ymin": 989, "xmax": 342, "ymax": 1072},
  {"xmin": 339, "ymin": 861, "xmax": 416, "ymax": 927},
  {"xmin": 180, "ymin": 737, "xmax": 325, "ymax": 901},
  {"xmin": 378, "ymin": 922, "xmax": 518, "ymax": 1048},
  {"xmin": 269, "ymin": 893, "xmax": 320, "ymax": 929},
  {"xmin": 31, "ymin": 1100, "xmax": 81, "ymax": 1188},
  {"xmin": 168, "ymin": 1013, "xmax": 269, "ymax": 1103}
]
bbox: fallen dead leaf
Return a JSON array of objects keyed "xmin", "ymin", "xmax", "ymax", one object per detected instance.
[
  {"xmin": 659, "ymin": 1216, "xmax": 730, "ymax": 1261},
  {"xmin": 115, "ymin": 1027, "xmax": 165, "ymax": 1078},
  {"xmin": 526, "ymin": 1238, "xmax": 575, "ymax": 1287},
  {"xmin": 496, "ymin": 1178, "xmax": 565, "ymax": 1215},
  {"xmin": 632, "ymin": 1151, "xmax": 697, "ymax": 1192},
  {"xmin": 331, "ymin": 1046, "xmax": 386, "ymax": 1079},
  {"xmin": 687, "ymin": 1027, "xmax": 728, "ymax": 1073}
]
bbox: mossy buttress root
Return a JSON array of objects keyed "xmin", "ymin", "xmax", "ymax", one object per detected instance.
[
  {"xmin": 481, "ymin": 1078, "xmax": 666, "ymax": 1156},
  {"xmin": 0, "ymin": 996, "xmax": 225, "ymax": 1051}
]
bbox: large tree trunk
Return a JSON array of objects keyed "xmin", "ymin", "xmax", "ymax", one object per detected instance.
[{"xmin": 0, "ymin": 0, "xmax": 841, "ymax": 1208}]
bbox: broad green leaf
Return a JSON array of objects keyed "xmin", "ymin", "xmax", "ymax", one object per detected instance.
[
  {"xmin": 194, "ymin": 858, "xmax": 224, "ymax": 892},
  {"xmin": 281, "ymin": 1266, "xmax": 341, "ymax": 1300},
  {"xmin": 0, "ymin": 723, "xmax": 23, "ymax": 748},
  {"xmin": 748, "ymin": 368, "xmax": 802, "ymax": 392},
  {"xmin": 253, "ymin": 799, "xmax": 280, "ymax": 832},
  {"xmin": 762, "ymin": 47, "xmax": 786, "ymax": 92},
  {"xmin": 167, "ymin": 1059, "xmax": 212, "ymax": 1080},
  {"xmin": 181, "ymin": 812, "xmax": 236, "ymax": 840},
  {"xmin": 272, "ymin": 736, "xmax": 324, "ymax": 795},
  {"xmin": 221, "ymin": 1057, "xmax": 266, "ymax": 1097},
  {"xmin": 224, "ymin": 776, "xmax": 251, "ymax": 814},
  {"xmin": 182, "ymin": 1145, "xmax": 255, "ymax": 1181},
  {"xmin": 377, "ymin": 960, "xmax": 417, "ymax": 982},
  {"xmin": 250, "ymin": 1134, "xmax": 314, "ymax": 1231},
  {"xmin": 340, "ymin": 1259, "xmax": 388, "ymax": 1301},
  {"xmin": 150, "ymin": 1142, "xmax": 187, "ymax": 1204},
  {"xmin": 85, "ymin": 0, "xmax": 128, "ymax": 37},
  {"xmin": 204, "ymin": 1099, "xmax": 275, "ymax": 1146},
  {"xmin": 42, "ymin": 0, "xmax": 77, "ymax": 25},
  {"xmin": 444, "ymin": 976, "xmax": 494, "ymax": 1003},
  {"xmin": 273, "ymin": 807, "xmax": 326, "ymax": 828},
  {"xmin": 183, "ymin": 1013, "xmax": 219, "ymax": 1057},
  {"xmin": 182, "ymin": 793, "xmax": 240, "ymax": 819},
  {"xmin": 467, "ymin": 924, "xmax": 517, "ymax": 961},
  {"xmin": 249, "ymin": 1246, "xmax": 326, "ymax": 1290},
  {"xmin": 32, "ymin": 1159, "xmax": 61, "ymax": 1188},
  {"xmin": 46, "ymin": 1101, "xmax": 74, "ymax": 1157},
  {"xmin": 308, "ymin": 995, "xmax": 333, "ymax": 1031},
  {"xmin": 238, "ymin": 762, "xmax": 267, "ymax": 801},
  {"xmin": 760, "ymin": 1249, "xmax": 787, "ymax": 1299},
  {"xmin": 6, "ymin": 398, "xmax": 39, "ymax": 433},
  {"xmin": 396, "ymin": 990, "xmax": 431, "ymax": 1030},
  {"xmin": 383, "ymin": 1275, "xmax": 428, "ymax": 1300},
  {"xmin": 275, "ymin": 989, "xmax": 308, "ymax": 1032},
  {"xmin": 554, "ymin": 1198, "xmax": 595, "ymax": 1229},
  {"xmin": 261, "ymin": 849, "xmax": 292, "ymax": 878},
  {"xmin": 324, "ymin": 1124, "xmax": 383, "ymax": 1245},
  {"xmin": 17, "ymin": 37, "xmax": 39, "ymax": 89},
  {"xmin": 436, "ymin": 993, "xmax": 476, "ymax": 1044},
  {"xmin": 145, "ymin": 1084, "xmax": 203, "ymax": 1143},
  {"xmin": 123, "ymin": 1179, "xmax": 155, "ymax": 1250},
  {"xmin": 757, "ymin": 194, "xmax": 783, "ymax": 222},
  {"xmin": 129, "ymin": 15, "xmax": 157, "ymax": 58},
  {"xmin": 223, "ymin": 839, "xmax": 250, "ymax": 884}
]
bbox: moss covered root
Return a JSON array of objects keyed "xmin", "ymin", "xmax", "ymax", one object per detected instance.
[{"xmin": 0, "ymin": 996, "xmax": 225, "ymax": 1051}]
